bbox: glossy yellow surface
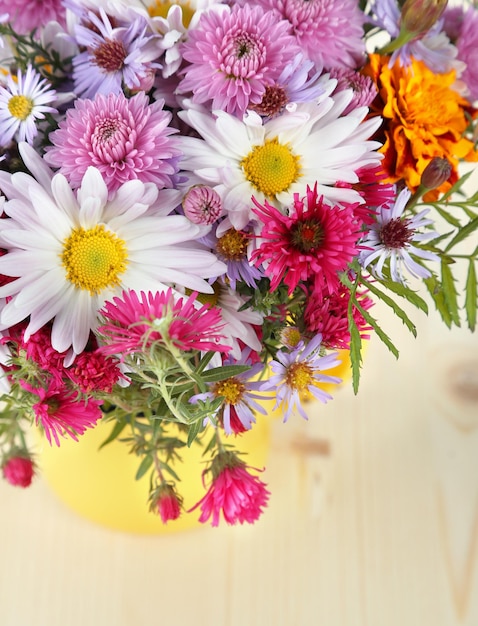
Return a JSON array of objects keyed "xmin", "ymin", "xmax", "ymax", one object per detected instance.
[{"xmin": 37, "ymin": 415, "xmax": 271, "ymax": 535}]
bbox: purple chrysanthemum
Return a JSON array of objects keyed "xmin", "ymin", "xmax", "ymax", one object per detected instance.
[
  {"xmin": 178, "ymin": 3, "xmax": 301, "ymax": 116},
  {"xmin": 44, "ymin": 91, "xmax": 181, "ymax": 194},
  {"xmin": 254, "ymin": 0, "xmax": 365, "ymax": 70},
  {"xmin": 72, "ymin": 8, "xmax": 161, "ymax": 98},
  {"xmin": 0, "ymin": 0, "xmax": 66, "ymax": 34},
  {"xmin": 453, "ymin": 7, "xmax": 478, "ymax": 103}
]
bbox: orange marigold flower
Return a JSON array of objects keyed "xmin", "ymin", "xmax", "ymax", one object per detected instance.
[{"xmin": 364, "ymin": 54, "xmax": 478, "ymax": 200}]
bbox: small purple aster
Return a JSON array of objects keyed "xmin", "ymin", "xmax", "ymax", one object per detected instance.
[
  {"xmin": 260, "ymin": 334, "xmax": 342, "ymax": 422},
  {"xmin": 254, "ymin": 0, "xmax": 365, "ymax": 70},
  {"xmin": 359, "ymin": 188, "xmax": 440, "ymax": 283},
  {"xmin": 72, "ymin": 8, "xmax": 161, "ymax": 98},
  {"xmin": 44, "ymin": 91, "xmax": 181, "ymax": 194},
  {"xmin": 178, "ymin": 3, "xmax": 301, "ymax": 117}
]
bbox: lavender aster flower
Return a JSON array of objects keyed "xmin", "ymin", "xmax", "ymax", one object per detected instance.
[
  {"xmin": 72, "ymin": 8, "xmax": 161, "ymax": 98},
  {"xmin": 453, "ymin": 6, "xmax": 478, "ymax": 103},
  {"xmin": 359, "ymin": 188, "xmax": 440, "ymax": 283},
  {"xmin": 260, "ymin": 334, "xmax": 342, "ymax": 422}
]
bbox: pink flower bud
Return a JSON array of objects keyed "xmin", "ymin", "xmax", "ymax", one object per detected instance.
[
  {"xmin": 183, "ymin": 185, "xmax": 224, "ymax": 225},
  {"xmin": 2, "ymin": 455, "xmax": 35, "ymax": 488},
  {"xmin": 151, "ymin": 483, "xmax": 182, "ymax": 524},
  {"xmin": 421, "ymin": 157, "xmax": 452, "ymax": 189},
  {"xmin": 400, "ymin": 0, "xmax": 448, "ymax": 39}
]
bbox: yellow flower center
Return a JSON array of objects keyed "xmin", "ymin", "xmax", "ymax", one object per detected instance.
[
  {"xmin": 286, "ymin": 362, "xmax": 313, "ymax": 391},
  {"xmin": 61, "ymin": 225, "xmax": 128, "ymax": 294},
  {"xmin": 8, "ymin": 95, "xmax": 34, "ymax": 121},
  {"xmin": 190, "ymin": 281, "xmax": 221, "ymax": 307},
  {"xmin": 148, "ymin": 0, "xmax": 195, "ymax": 28},
  {"xmin": 216, "ymin": 229, "xmax": 248, "ymax": 261},
  {"xmin": 214, "ymin": 378, "xmax": 245, "ymax": 405},
  {"xmin": 241, "ymin": 138, "xmax": 301, "ymax": 198}
]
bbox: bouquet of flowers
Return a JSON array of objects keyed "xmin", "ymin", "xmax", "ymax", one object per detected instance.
[{"xmin": 0, "ymin": 0, "xmax": 477, "ymax": 527}]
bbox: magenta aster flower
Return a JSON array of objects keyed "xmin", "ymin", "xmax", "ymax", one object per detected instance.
[
  {"xmin": 66, "ymin": 349, "xmax": 121, "ymax": 394},
  {"xmin": 151, "ymin": 483, "xmax": 182, "ymax": 524},
  {"xmin": 0, "ymin": 0, "xmax": 66, "ymax": 34},
  {"xmin": 21, "ymin": 380, "xmax": 102, "ymax": 446},
  {"xmin": 254, "ymin": 0, "xmax": 365, "ymax": 70},
  {"xmin": 44, "ymin": 91, "xmax": 181, "ymax": 194},
  {"xmin": 72, "ymin": 8, "xmax": 161, "ymax": 98},
  {"xmin": 251, "ymin": 184, "xmax": 361, "ymax": 295},
  {"xmin": 303, "ymin": 284, "xmax": 373, "ymax": 350},
  {"xmin": 98, "ymin": 288, "xmax": 230, "ymax": 358},
  {"xmin": 2, "ymin": 455, "xmax": 35, "ymax": 488},
  {"xmin": 190, "ymin": 451, "xmax": 270, "ymax": 526},
  {"xmin": 178, "ymin": 3, "xmax": 301, "ymax": 116}
]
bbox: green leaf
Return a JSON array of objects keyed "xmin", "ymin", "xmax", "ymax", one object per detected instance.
[
  {"xmin": 348, "ymin": 319, "xmax": 363, "ymax": 395},
  {"xmin": 355, "ymin": 301, "xmax": 400, "ymax": 359},
  {"xmin": 441, "ymin": 170, "xmax": 474, "ymax": 200},
  {"xmin": 99, "ymin": 419, "xmax": 128, "ymax": 450},
  {"xmin": 423, "ymin": 275, "xmax": 452, "ymax": 327},
  {"xmin": 135, "ymin": 454, "xmax": 153, "ymax": 481},
  {"xmin": 440, "ymin": 259, "xmax": 461, "ymax": 327},
  {"xmin": 444, "ymin": 216, "xmax": 478, "ymax": 253},
  {"xmin": 432, "ymin": 205, "xmax": 462, "ymax": 228},
  {"xmin": 377, "ymin": 278, "xmax": 429, "ymax": 314},
  {"xmin": 465, "ymin": 260, "xmax": 477, "ymax": 332},
  {"xmin": 187, "ymin": 417, "xmax": 205, "ymax": 448},
  {"xmin": 358, "ymin": 278, "xmax": 418, "ymax": 337},
  {"xmin": 201, "ymin": 365, "xmax": 251, "ymax": 383}
]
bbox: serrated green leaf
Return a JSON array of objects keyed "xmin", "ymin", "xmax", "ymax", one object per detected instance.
[
  {"xmin": 432, "ymin": 205, "xmax": 462, "ymax": 228},
  {"xmin": 377, "ymin": 277, "xmax": 429, "ymax": 314},
  {"xmin": 135, "ymin": 454, "xmax": 153, "ymax": 481},
  {"xmin": 355, "ymin": 302, "xmax": 400, "ymax": 359},
  {"xmin": 440, "ymin": 259, "xmax": 461, "ymax": 326},
  {"xmin": 423, "ymin": 276, "xmax": 452, "ymax": 327},
  {"xmin": 444, "ymin": 216, "xmax": 478, "ymax": 253},
  {"xmin": 348, "ymin": 320, "xmax": 363, "ymax": 395},
  {"xmin": 465, "ymin": 260, "xmax": 477, "ymax": 332},
  {"xmin": 441, "ymin": 170, "xmax": 473, "ymax": 200},
  {"xmin": 359, "ymin": 278, "xmax": 418, "ymax": 337}
]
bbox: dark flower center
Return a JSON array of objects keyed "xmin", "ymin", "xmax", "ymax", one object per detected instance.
[
  {"xmin": 380, "ymin": 217, "xmax": 413, "ymax": 249},
  {"xmin": 252, "ymin": 85, "xmax": 288, "ymax": 117},
  {"xmin": 290, "ymin": 218, "xmax": 325, "ymax": 253},
  {"xmin": 93, "ymin": 39, "xmax": 127, "ymax": 72}
]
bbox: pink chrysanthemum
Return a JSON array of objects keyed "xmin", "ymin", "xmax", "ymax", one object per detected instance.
[
  {"xmin": 251, "ymin": 184, "xmax": 361, "ymax": 295},
  {"xmin": 329, "ymin": 68, "xmax": 377, "ymax": 116},
  {"xmin": 66, "ymin": 349, "xmax": 121, "ymax": 394},
  {"xmin": 98, "ymin": 288, "xmax": 230, "ymax": 358},
  {"xmin": 21, "ymin": 380, "xmax": 102, "ymax": 446},
  {"xmin": 0, "ymin": 0, "xmax": 66, "ymax": 34},
  {"xmin": 178, "ymin": 3, "xmax": 301, "ymax": 116},
  {"xmin": 303, "ymin": 284, "xmax": 373, "ymax": 350},
  {"xmin": 454, "ymin": 7, "xmax": 478, "ymax": 103},
  {"xmin": 254, "ymin": 0, "xmax": 365, "ymax": 70},
  {"xmin": 190, "ymin": 451, "xmax": 270, "ymax": 526},
  {"xmin": 44, "ymin": 91, "xmax": 181, "ymax": 194}
]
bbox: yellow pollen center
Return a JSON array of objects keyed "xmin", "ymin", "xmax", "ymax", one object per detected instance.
[
  {"xmin": 216, "ymin": 229, "xmax": 248, "ymax": 261},
  {"xmin": 190, "ymin": 281, "xmax": 221, "ymax": 307},
  {"xmin": 148, "ymin": 0, "xmax": 195, "ymax": 27},
  {"xmin": 241, "ymin": 138, "xmax": 301, "ymax": 198},
  {"xmin": 286, "ymin": 362, "xmax": 313, "ymax": 390},
  {"xmin": 214, "ymin": 378, "xmax": 245, "ymax": 405},
  {"xmin": 61, "ymin": 225, "xmax": 128, "ymax": 294},
  {"xmin": 8, "ymin": 95, "xmax": 34, "ymax": 121}
]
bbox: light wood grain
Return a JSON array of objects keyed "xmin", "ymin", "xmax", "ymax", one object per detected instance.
[{"xmin": 1, "ymin": 187, "xmax": 477, "ymax": 626}]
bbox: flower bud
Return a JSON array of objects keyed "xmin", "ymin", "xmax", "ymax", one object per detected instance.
[
  {"xmin": 2, "ymin": 455, "xmax": 35, "ymax": 488},
  {"xmin": 150, "ymin": 483, "xmax": 182, "ymax": 524},
  {"xmin": 400, "ymin": 0, "xmax": 448, "ymax": 39},
  {"xmin": 420, "ymin": 157, "xmax": 452, "ymax": 190}
]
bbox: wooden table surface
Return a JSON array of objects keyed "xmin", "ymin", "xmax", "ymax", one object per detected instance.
[{"xmin": 1, "ymin": 189, "xmax": 478, "ymax": 625}]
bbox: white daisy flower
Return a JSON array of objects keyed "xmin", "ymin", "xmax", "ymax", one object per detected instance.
[
  {"xmin": 359, "ymin": 188, "xmax": 440, "ymax": 283},
  {"xmin": 177, "ymin": 87, "xmax": 383, "ymax": 231},
  {"xmin": 0, "ymin": 143, "xmax": 226, "ymax": 355},
  {"xmin": 0, "ymin": 65, "xmax": 57, "ymax": 145}
]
